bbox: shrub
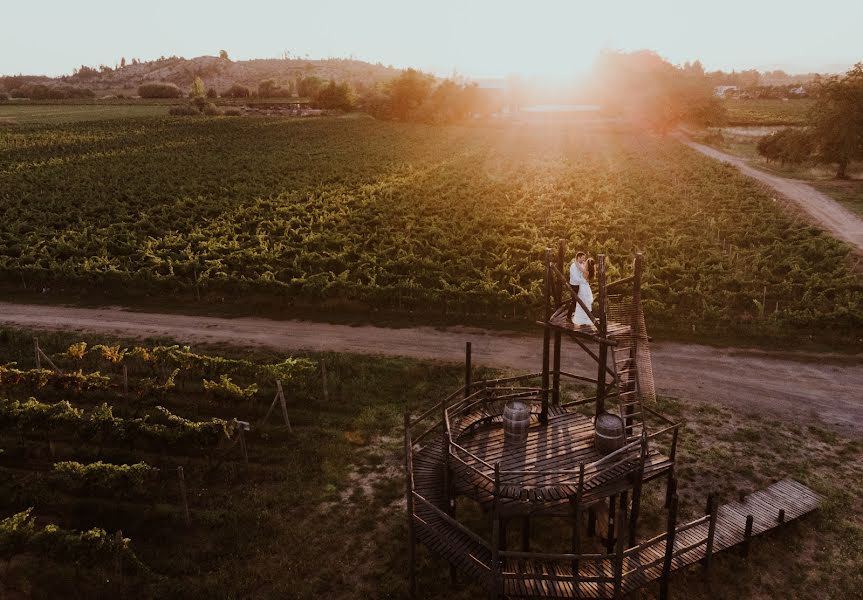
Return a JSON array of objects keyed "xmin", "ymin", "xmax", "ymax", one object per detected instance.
[
  {"xmin": 168, "ymin": 105, "xmax": 199, "ymax": 116},
  {"xmin": 202, "ymin": 102, "xmax": 222, "ymax": 116},
  {"xmin": 224, "ymin": 109, "xmax": 242, "ymax": 116},
  {"xmin": 757, "ymin": 128, "xmax": 813, "ymax": 166},
  {"xmin": 138, "ymin": 82, "xmax": 182, "ymax": 98},
  {"xmin": 0, "ymin": 92, "xmax": 10, "ymax": 102},
  {"xmin": 206, "ymin": 88, "xmax": 217, "ymax": 99},
  {"xmin": 223, "ymin": 84, "xmax": 250, "ymax": 98}
]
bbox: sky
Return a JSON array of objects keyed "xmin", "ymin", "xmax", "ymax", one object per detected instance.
[{"xmin": 2, "ymin": 0, "xmax": 861, "ymax": 79}]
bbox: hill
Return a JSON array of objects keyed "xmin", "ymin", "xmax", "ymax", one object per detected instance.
[{"xmin": 2, "ymin": 55, "xmax": 403, "ymax": 96}]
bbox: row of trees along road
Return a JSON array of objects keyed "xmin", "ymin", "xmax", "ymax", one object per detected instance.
[
  {"xmin": 591, "ymin": 50, "xmax": 726, "ymax": 133},
  {"xmin": 757, "ymin": 63, "xmax": 863, "ymax": 178}
]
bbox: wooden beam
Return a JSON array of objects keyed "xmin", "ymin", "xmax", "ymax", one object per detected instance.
[
  {"xmin": 596, "ymin": 254, "xmax": 608, "ymax": 417},
  {"xmin": 552, "ymin": 239, "xmax": 565, "ymax": 405},
  {"xmin": 541, "ymin": 248, "xmax": 552, "ymax": 425}
]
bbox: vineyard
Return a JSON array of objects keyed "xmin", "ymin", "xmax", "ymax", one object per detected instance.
[
  {"xmin": 722, "ymin": 98, "xmax": 814, "ymax": 126},
  {"xmin": 0, "ymin": 116, "xmax": 860, "ymax": 346},
  {"xmin": 0, "ymin": 326, "xmax": 859, "ymax": 599},
  {"xmin": 0, "ymin": 328, "xmax": 328, "ymax": 596}
]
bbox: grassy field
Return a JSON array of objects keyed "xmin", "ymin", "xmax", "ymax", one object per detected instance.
[
  {"xmin": 0, "ymin": 104, "xmax": 170, "ymax": 125},
  {"xmin": 1, "ymin": 116, "xmax": 860, "ymax": 348},
  {"xmin": 0, "ymin": 327, "xmax": 859, "ymax": 599},
  {"xmin": 697, "ymin": 128, "xmax": 863, "ymax": 218},
  {"xmin": 722, "ymin": 99, "xmax": 815, "ymax": 126}
]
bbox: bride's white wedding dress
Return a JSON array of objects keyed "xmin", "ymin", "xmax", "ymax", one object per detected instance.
[{"xmin": 569, "ymin": 262, "xmax": 594, "ymax": 327}]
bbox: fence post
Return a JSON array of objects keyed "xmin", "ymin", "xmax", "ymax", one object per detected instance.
[
  {"xmin": 595, "ymin": 254, "xmax": 608, "ymax": 417},
  {"xmin": 34, "ymin": 337, "xmax": 41, "ymax": 369},
  {"xmin": 404, "ymin": 413, "xmax": 417, "ymax": 599},
  {"xmin": 743, "ymin": 515, "xmax": 754, "ymax": 557},
  {"xmin": 613, "ymin": 506, "xmax": 627, "ymax": 599},
  {"xmin": 177, "ymin": 466, "xmax": 190, "ymax": 526},
  {"xmin": 277, "ymin": 380, "xmax": 292, "ymax": 431},
  {"xmin": 659, "ymin": 494, "xmax": 679, "ymax": 600},
  {"xmin": 541, "ymin": 248, "xmax": 552, "ymax": 425},
  {"xmin": 464, "ymin": 341, "xmax": 472, "ymax": 398},
  {"xmin": 702, "ymin": 494, "xmax": 718, "ymax": 574},
  {"xmin": 552, "ymin": 239, "xmax": 565, "ymax": 405},
  {"xmin": 490, "ymin": 463, "xmax": 501, "ymax": 600},
  {"xmin": 320, "ymin": 356, "xmax": 329, "ymax": 404}
]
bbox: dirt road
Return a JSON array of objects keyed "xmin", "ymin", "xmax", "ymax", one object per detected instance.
[
  {"xmin": 1, "ymin": 302, "xmax": 860, "ymax": 434},
  {"xmin": 681, "ymin": 138, "xmax": 863, "ymax": 253}
]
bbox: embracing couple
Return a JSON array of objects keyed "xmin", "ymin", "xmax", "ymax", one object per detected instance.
[{"xmin": 568, "ymin": 252, "xmax": 596, "ymax": 326}]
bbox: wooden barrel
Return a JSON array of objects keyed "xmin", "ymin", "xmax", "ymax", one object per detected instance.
[
  {"xmin": 503, "ymin": 401, "xmax": 530, "ymax": 443},
  {"xmin": 594, "ymin": 413, "xmax": 624, "ymax": 455}
]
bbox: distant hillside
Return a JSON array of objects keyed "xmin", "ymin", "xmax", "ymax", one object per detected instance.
[{"xmin": 3, "ymin": 55, "xmax": 403, "ymax": 96}]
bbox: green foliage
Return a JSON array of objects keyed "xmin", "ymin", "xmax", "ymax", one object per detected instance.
[
  {"xmin": 0, "ymin": 364, "xmax": 110, "ymax": 393},
  {"xmin": 596, "ymin": 50, "xmax": 724, "ymax": 132},
  {"xmin": 0, "ymin": 508, "xmax": 142, "ymax": 573},
  {"xmin": 190, "ymin": 77, "xmax": 206, "ymax": 98},
  {"xmin": 756, "ymin": 128, "xmax": 814, "ymax": 165},
  {"xmin": 809, "ymin": 63, "xmax": 863, "ymax": 179},
  {"xmin": 168, "ymin": 105, "xmax": 199, "ymax": 116},
  {"xmin": 223, "ymin": 84, "xmax": 250, "ymax": 98},
  {"xmin": 203, "ymin": 374, "xmax": 258, "ymax": 402},
  {"xmin": 0, "ymin": 397, "xmax": 234, "ymax": 450},
  {"xmin": 138, "ymin": 82, "xmax": 183, "ymax": 99},
  {"xmin": 0, "ymin": 118, "xmax": 859, "ymax": 344},
  {"xmin": 315, "ymin": 80, "xmax": 353, "ymax": 110},
  {"xmin": 51, "ymin": 460, "xmax": 158, "ymax": 498}
]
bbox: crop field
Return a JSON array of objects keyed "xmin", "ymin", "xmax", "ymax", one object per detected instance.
[
  {"xmin": 0, "ymin": 116, "xmax": 860, "ymax": 347},
  {"xmin": 722, "ymin": 99, "xmax": 814, "ymax": 126},
  {"xmin": 0, "ymin": 327, "xmax": 860, "ymax": 599},
  {"xmin": 0, "ymin": 104, "xmax": 169, "ymax": 125}
]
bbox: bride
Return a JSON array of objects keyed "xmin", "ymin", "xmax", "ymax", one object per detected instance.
[{"xmin": 569, "ymin": 252, "xmax": 596, "ymax": 326}]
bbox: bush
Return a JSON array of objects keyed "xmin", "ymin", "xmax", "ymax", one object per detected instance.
[
  {"xmin": 202, "ymin": 103, "xmax": 222, "ymax": 116},
  {"xmin": 757, "ymin": 128, "xmax": 814, "ymax": 166},
  {"xmin": 206, "ymin": 88, "xmax": 217, "ymax": 99},
  {"xmin": 0, "ymin": 92, "xmax": 8, "ymax": 102},
  {"xmin": 168, "ymin": 105, "xmax": 199, "ymax": 116},
  {"xmin": 138, "ymin": 82, "xmax": 182, "ymax": 99},
  {"xmin": 223, "ymin": 84, "xmax": 250, "ymax": 98},
  {"xmin": 224, "ymin": 109, "xmax": 242, "ymax": 116}
]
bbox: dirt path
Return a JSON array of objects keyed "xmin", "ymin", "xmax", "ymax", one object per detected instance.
[
  {"xmin": 680, "ymin": 137, "xmax": 863, "ymax": 253},
  {"xmin": 1, "ymin": 302, "xmax": 861, "ymax": 434}
]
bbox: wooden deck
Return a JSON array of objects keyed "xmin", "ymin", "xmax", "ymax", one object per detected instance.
[
  {"xmin": 450, "ymin": 407, "xmax": 672, "ymax": 513},
  {"xmin": 545, "ymin": 313, "xmax": 632, "ymax": 342},
  {"xmin": 500, "ymin": 480, "xmax": 822, "ymax": 598},
  {"xmin": 410, "ymin": 431, "xmax": 822, "ymax": 600}
]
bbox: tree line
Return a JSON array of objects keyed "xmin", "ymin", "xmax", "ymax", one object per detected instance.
[{"xmin": 756, "ymin": 63, "xmax": 863, "ymax": 178}]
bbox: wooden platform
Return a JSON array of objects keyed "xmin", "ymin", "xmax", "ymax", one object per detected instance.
[
  {"xmin": 410, "ymin": 434, "xmax": 822, "ymax": 600},
  {"xmin": 450, "ymin": 408, "xmax": 672, "ymax": 513},
  {"xmin": 545, "ymin": 313, "xmax": 632, "ymax": 342},
  {"xmin": 500, "ymin": 479, "xmax": 822, "ymax": 598}
]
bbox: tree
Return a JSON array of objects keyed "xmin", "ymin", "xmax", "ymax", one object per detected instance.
[
  {"xmin": 137, "ymin": 82, "xmax": 183, "ymax": 98},
  {"xmin": 223, "ymin": 84, "xmax": 251, "ymax": 98},
  {"xmin": 296, "ymin": 76, "xmax": 324, "ymax": 99},
  {"xmin": 258, "ymin": 79, "xmax": 278, "ymax": 97},
  {"xmin": 219, "ymin": 49, "xmax": 229, "ymax": 60},
  {"xmin": 387, "ymin": 68, "xmax": 434, "ymax": 120},
  {"xmin": 757, "ymin": 128, "xmax": 813, "ymax": 166},
  {"xmin": 190, "ymin": 77, "xmax": 205, "ymax": 98},
  {"xmin": 808, "ymin": 63, "xmax": 863, "ymax": 179},
  {"xmin": 316, "ymin": 80, "xmax": 353, "ymax": 110},
  {"xmin": 120, "ymin": 57, "xmax": 126, "ymax": 68},
  {"xmin": 206, "ymin": 88, "xmax": 218, "ymax": 99},
  {"xmin": 592, "ymin": 50, "xmax": 725, "ymax": 133}
]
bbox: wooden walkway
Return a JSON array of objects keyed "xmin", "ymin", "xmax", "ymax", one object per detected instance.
[
  {"xmin": 450, "ymin": 408, "xmax": 673, "ymax": 515},
  {"xmin": 500, "ymin": 480, "xmax": 821, "ymax": 598},
  {"xmin": 411, "ymin": 428, "xmax": 821, "ymax": 598}
]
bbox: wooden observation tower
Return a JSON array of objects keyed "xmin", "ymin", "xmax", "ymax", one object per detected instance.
[{"xmin": 404, "ymin": 243, "xmax": 821, "ymax": 599}]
